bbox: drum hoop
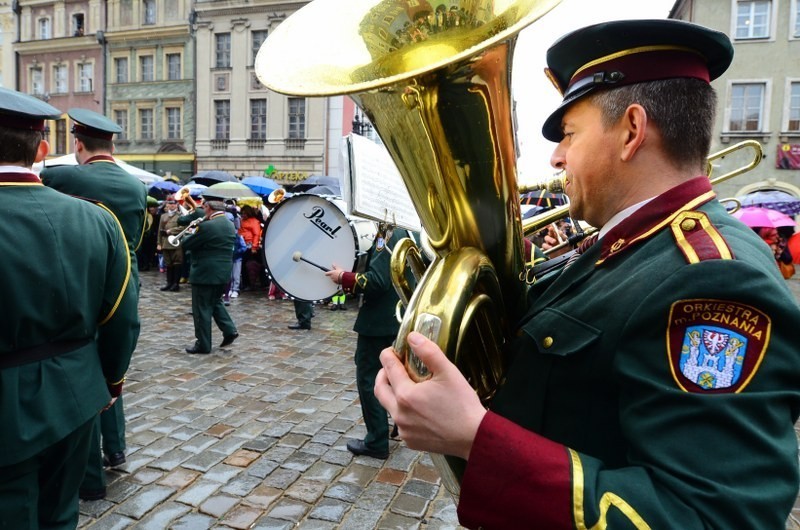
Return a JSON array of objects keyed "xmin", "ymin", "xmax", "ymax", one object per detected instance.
[{"xmin": 261, "ymin": 193, "xmax": 361, "ymax": 302}]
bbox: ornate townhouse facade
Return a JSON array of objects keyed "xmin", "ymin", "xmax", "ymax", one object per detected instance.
[{"xmin": 671, "ymin": 0, "xmax": 800, "ymax": 198}]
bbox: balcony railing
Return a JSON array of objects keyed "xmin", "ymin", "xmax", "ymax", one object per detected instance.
[
  {"xmin": 247, "ymin": 138, "xmax": 266, "ymax": 149},
  {"xmin": 211, "ymin": 138, "xmax": 229, "ymax": 150},
  {"xmin": 284, "ymin": 138, "xmax": 306, "ymax": 150}
]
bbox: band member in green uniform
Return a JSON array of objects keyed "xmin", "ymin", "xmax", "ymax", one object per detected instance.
[
  {"xmin": 0, "ymin": 88, "xmax": 138, "ymax": 528},
  {"xmin": 326, "ymin": 225, "xmax": 415, "ymax": 460},
  {"xmin": 181, "ymin": 196, "xmax": 239, "ymax": 354},
  {"xmin": 41, "ymin": 108, "xmax": 147, "ymax": 500},
  {"xmin": 289, "ymin": 299, "xmax": 314, "ymax": 330},
  {"xmin": 375, "ymin": 20, "xmax": 800, "ymax": 529}
]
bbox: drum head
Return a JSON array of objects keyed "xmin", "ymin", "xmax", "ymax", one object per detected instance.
[{"xmin": 263, "ymin": 194, "xmax": 358, "ymax": 301}]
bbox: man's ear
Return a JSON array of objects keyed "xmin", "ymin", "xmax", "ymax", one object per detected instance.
[
  {"xmin": 34, "ymin": 139, "xmax": 50, "ymax": 164},
  {"xmin": 620, "ymin": 104, "xmax": 648, "ymax": 162}
]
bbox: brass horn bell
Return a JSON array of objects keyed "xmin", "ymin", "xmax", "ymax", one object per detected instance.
[{"xmin": 256, "ymin": 0, "xmax": 562, "ymax": 500}]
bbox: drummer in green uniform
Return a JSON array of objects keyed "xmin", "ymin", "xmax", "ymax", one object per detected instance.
[
  {"xmin": 0, "ymin": 88, "xmax": 138, "ymax": 528},
  {"xmin": 41, "ymin": 108, "xmax": 147, "ymax": 500}
]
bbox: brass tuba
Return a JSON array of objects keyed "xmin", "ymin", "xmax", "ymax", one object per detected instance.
[{"xmin": 255, "ymin": 0, "xmax": 562, "ymax": 500}]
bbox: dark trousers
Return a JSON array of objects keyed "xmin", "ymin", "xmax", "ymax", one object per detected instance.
[
  {"xmin": 294, "ymin": 300, "xmax": 313, "ymax": 327},
  {"xmin": 81, "ymin": 396, "xmax": 125, "ymax": 490},
  {"xmin": 192, "ymin": 283, "xmax": 237, "ymax": 352},
  {"xmin": 355, "ymin": 334, "xmax": 395, "ymax": 452},
  {"xmin": 0, "ymin": 417, "xmax": 94, "ymax": 529}
]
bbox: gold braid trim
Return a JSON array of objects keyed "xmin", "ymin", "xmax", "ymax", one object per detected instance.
[{"xmin": 96, "ymin": 203, "xmax": 132, "ymax": 325}]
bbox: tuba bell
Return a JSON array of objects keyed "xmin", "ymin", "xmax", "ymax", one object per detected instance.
[{"xmin": 256, "ymin": 0, "xmax": 562, "ymax": 500}]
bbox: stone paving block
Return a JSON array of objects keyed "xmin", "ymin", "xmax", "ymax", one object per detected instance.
[
  {"xmin": 203, "ymin": 462, "xmax": 243, "ymax": 484},
  {"xmin": 282, "ymin": 451, "xmax": 318, "ymax": 472},
  {"xmin": 300, "ymin": 441, "xmax": 330, "ymax": 457},
  {"xmin": 320, "ymin": 447, "xmax": 353, "ymax": 466},
  {"xmin": 180, "ymin": 433, "xmax": 218, "ymax": 454},
  {"xmin": 105, "ymin": 478, "xmax": 142, "ymax": 504},
  {"xmin": 243, "ymin": 484, "xmax": 283, "ymax": 510},
  {"xmin": 310, "ymin": 430, "xmax": 341, "ymax": 446},
  {"xmin": 296, "ymin": 520, "xmax": 337, "ymax": 530},
  {"xmin": 148, "ymin": 418, "xmax": 183, "ymax": 435},
  {"xmin": 231, "ymin": 419, "xmax": 270, "ymax": 439},
  {"xmin": 171, "ymin": 409, "xmax": 205, "ymax": 423},
  {"xmin": 181, "ymin": 450, "xmax": 227, "ymax": 472},
  {"xmin": 262, "ymin": 467, "xmax": 301, "ymax": 489},
  {"xmin": 168, "ymin": 425, "xmax": 201, "ymax": 441},
  {"xmin": 250, "ymin": 516, "xmax": 294, "ymax": 530},
  {"xmin": 279, "ymin": 432, "xmax": 311, "ymax": 448},
  {"xmin": 131, "ymin": 467, "xmax": 164, "ymax": 485},
  {"xmin": 411, "ymin": 462, "xmax": 442, "ymax": 484},
  {"xmin": 79, "ymin": 498, "xmax": 114, "ymax": 519},
  {"xmin": 386, "ymin": 446, "xmax": 421, "ymax": 472},
  {"xmin": 262, "ymin": 421, "xmax": 295, "ymax": 438},
  {"xmin": 170, "ymin": 512, "xmax": 216, "ymax": 529},
  {"xmin": 285, "ymin": 477, "xmax": 327, "ymax": 504},
  {"xmin": 355, "ymin": 482, "xmax": 398, "ymax": 512},
  {"xmin": 221, "ymin": 473, "xmax": 264, "ymax": 497},
  {"xmin": 126, "ymin": 429, "xmax": 162, "ymax": 447},
  {"xmin": 303, "ymin": 461, "xmax": 344, "ymax": 482},
  {"xmin": 157, "ymin": 468, "xmax": 200, "ymax": 489},
  {"xmin": 198, "ymin": 493, "xmax": 239, "ymax": 518},
  {"xmin": 175, "ymin": 479, "xmax": 221, "ymax": 507},
  {"xmin": 427, "ymin": 497, "xmax": 460, "ymax": 525},
  {"xmin": 339, "ymin": 463, "xmax": 379, "ymax": 488},
  {"xmin": 140, "ymin": 435, "xmax": 181, "ymax": 457},
  {"xmin": 264, "ymin": 444, "xmax": 295, "ymax": 463},
  {"xmin": 267, "ymin": 497, "xmax": 311, "ymax": 522},
  {"xmin": 246, "ymin": 456, "xmax": 280, "ymax": 479},
  {"xmin": 377, "ymin": 512, "xmax": 421, "ymax": 529},
  {"xmin": 208, "ymin": 434, "xmax": 247, "ymax": 455},
  {"xmin": 148, "ymin": 448, "xmax": 194, "ymax": 471},
  {"xmin": 390, "ymin": 492, "xmax": 430, "ymax": 518},
  {"xmin": 225, "ymin": 448, "xmax": 262, "ymax": 467},
  {"xmin": 132, "ymin": 501, "xmax": 191, "ymax": 530},
  {"xmin": 183, "ymin": 414, "xmax": 222, "ymax": 431},
  {"xmin": 376, "ymin": 467, "xmax": 407, "ymax": 486},
  {"xmin": 112, "ymin": 453, "xmax": 153, "ymax": 474},
  {"xmin": 402, "ymin": 478, "xmax": 440, "ymax": 500},
  {"xmin": 221, "ymin": 504, "xmax": 265, "ymax": 529},
  {"xmin": 339, "ymin": 507, "xmax": 382, "ymax": 530},
  {"xmin": 308, "ymin": 497, "xmax": 350, "ymax": 523},
  {"xmin": 324, "ymin": 481, "xmax": 363, "ymax": 503},
  {"xmin": 114, "ymin": 485, "xmax": 175, "ymax": 520}
]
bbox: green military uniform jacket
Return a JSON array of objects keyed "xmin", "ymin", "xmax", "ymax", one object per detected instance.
[
  {"xmin": 41, "ymin": 155, "xmax": 148, "ymax": 264},
  {"xmin": 458, "ymin": 177, "xmax": 800, "ymax": 530},
  {"xmin": 181, "ymin": 212, "xmax": 235, "ymax": 285},
  {"xmin": 0, "ymin": 171, "xmax": 138, "ymax": 467},
  {"xmin": 342, "ymin": 229, "xmax": 414, "ymax": 337}
]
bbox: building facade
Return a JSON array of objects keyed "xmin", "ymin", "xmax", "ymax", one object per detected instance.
[{"xmin": 671, "ymin": 0, "xmax": 800, "ymax": 198}]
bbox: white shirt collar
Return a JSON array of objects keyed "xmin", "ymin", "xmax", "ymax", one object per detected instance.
[{"xmin": 598, "ymin": 197, "xmax": 655, "ymax": 240}]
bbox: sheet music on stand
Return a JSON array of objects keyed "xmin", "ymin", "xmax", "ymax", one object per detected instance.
[{"xmin": 341, "ymin": 133, "xmax": 422, "ymax": 233}]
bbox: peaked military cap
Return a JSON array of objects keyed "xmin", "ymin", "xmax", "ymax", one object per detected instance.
[
  {"xmin": 0, "ymin": 86, "xmax": 62, "ymax": 131},
  {"xmin": 69, "ymin": 108, "xmax": 122, "ymax": 140},
  {"xmin": 541, "ymin": 19, "xmax": 734, "ymax": 142}
]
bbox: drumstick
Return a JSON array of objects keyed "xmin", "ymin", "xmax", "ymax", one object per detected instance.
[{"xmin": 292, "ymin": 251, "xmax": 331, "ymax": 272}]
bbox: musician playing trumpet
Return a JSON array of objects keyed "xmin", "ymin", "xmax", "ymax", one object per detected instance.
[
  {"xmin": 375, "ymin": 20, "xmax": 800, "ymax": 529},
  {"xmin": 156, "ymin": 195, "xmax": 184, "ymax": 292}
]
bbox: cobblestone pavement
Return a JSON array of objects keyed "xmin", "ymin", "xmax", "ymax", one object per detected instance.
[{"xmin": 80, "ymin": 271, "xmax": 800, "ymax": 529}]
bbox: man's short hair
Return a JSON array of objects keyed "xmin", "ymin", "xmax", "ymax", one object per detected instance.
[
  {"xmin": 75, "ymin": 133, "xmax": 113, "ymax": 153},
  {"xmin": 204, "ymin": 200, "xmax": 226, "ymax": 211},
  {"xmin": 0, "ymin": 128, "xmax": 43, "ymax": 166},
  {"xmin": 589, "ymin": 78, "xmax": 717, "ymax": 171}
]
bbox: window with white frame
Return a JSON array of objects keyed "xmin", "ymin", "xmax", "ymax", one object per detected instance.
[
  {"xmin": 251, "ymin": 30, "xmax": 268, "ymax": 66},
  {"xmin": 72, "ymin": 13, "xmax": 85, "ymax": 36},
  {"xmin": 167, "ymin": 53, "xmax": 181, "ymax": 80},
  {"xmin": 215, "ymin": 100, "xmax": 230, "ymax": 139},
  {"xmin": 140, "ymin": 55, "xmax": 154, "ymax": 82},
  {"xmin": 735, "ymin": 0, "xmax": 771, "ymax": 39},
  {"xmin": 789, "ymin": 82, "xmax": 800, "ymax": 131},
  {"xmin": 53, "ymin": 65, "xmax": 67, "ymax": 94},
  {"xmin": 729, "ymin": 82, "xmax": 766, "ymax": 131},
  {"xmin": 794, "ymin": 0, "xmax": 800, "ymax": 37},
  {"xmin": 215, "ymin": 33, "xmax": 231, "ymax": 68},
  {"xmin": 139, "ymin": 108, "xmax": 154, "ymax": 140},
  {"xmin": 115, "ymin": 57, "xmax": 129, "ymax": 83},
  {"xmin": 143, "ymin": 0, "xmax": 156, "ymax": 25},
  {"xmin": 114, "ymin": 109, "xmax": 128, "ymax": 141},
  {"xmin": 251, "ymin": 99, "xmax": 267, "ymax": 140},
  {"xmin": 31, "ymin": 67, "xmax": 44, "ymax": 96},
  {"xmin": 38, "ymin": 18, "xmax": 51, "ymax": 39},
  {"xmin": 78, "ymin": 63, "xmax": 93, "ymax": 92},
  {"xmin": 166, "ymin": 107, "xmax": 181, "ymax": 139},
  {"xmin": 288, "ymin": 98, "xmax": 306, "ymax": 139},
  {"xmin": 55, "ymin": 119, "xmax": 67, "ymax": 154}
]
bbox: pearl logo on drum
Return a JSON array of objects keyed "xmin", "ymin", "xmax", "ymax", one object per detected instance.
[{"xmin": 305, "ymin": 206, "xmax": 342, "ymax": 239}]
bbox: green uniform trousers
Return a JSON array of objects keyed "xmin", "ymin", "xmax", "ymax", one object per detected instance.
[
  {"xmin": 192, "ymin": 284, "xmax": 237, "ymax": 352},
  {"xmin": 294, "ymin": 300, "xmax": 314, "ymax": 327},
  {"xmin": 0, "ymin": 417, "xmax": 94, "ymax": 529},
  {"xmin": 355, "ymin": 334, "xmax": 395, "ymax": 453},
  {"xmin": 80, "ymin": 397, "xmax": 125, "ymax": 491}
]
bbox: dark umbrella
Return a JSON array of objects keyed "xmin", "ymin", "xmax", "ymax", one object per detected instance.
[
  {"xmin": 204, "ymin": 181, "xmax": 259, "ymax": 200},
  {"xmin": 292, "ymin": 175, "xmax": 339, "ymax": 192},
  {"xmin": 304, "ymin": 185, "xmax": 341, "ymax": 196},
  {"xmin": 190, "ymin": 170, "xmax": 237, "ymax": 187},
  {"xmin": 738, "ymin": 190, "xmax": 800, "ymax": 216},
  {"xmin": 147, "ymin": 180, "xmax": 181, "ymax": 200},
  {"xmin": 242, "ymin": 176, "xmax": 279, "ymax": 196}
]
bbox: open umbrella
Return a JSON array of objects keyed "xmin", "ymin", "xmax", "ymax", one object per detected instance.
[
  {"xmin": 183, "ymin": 182, "xmax": 207, "ymax": 197},
  {"xmin": 147, "ymin": 180, "xmax": 181, "ymax": 200},
  {"xmin": 304, "ymin": 184, "xmax": 341, "ymax": 196},
  {"xmin": 204, "ymin": 181, "xmax": 259, "ymax": 200},
  {"xmin": 738, "ymin": 190, "xmax": 800, "ymax": 216},
  {"xmin": 787, "ymin": 233, "xmax": 800, "ymax": 264},
  {"xmin": 732, "ymin": 206, "xmax": 797, "ymax": 228},
  {"xmin": 242, "ymin": 176, "xmax": 279, "ymax": 196},
  {"xmin": 190, "ymin": 170, "xmax": 237, "ymax": 186},
  {"xmin": 292, "ymin": 175, "xmax": 339, "ymax": 193}
]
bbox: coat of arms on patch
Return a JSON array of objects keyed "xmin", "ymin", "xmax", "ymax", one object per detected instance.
[{"xmin": 667, "ymin": 299, "xmax": 770, "ymax": 393}]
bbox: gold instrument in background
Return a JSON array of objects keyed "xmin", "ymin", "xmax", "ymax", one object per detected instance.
[
  {"xmin": 267, "ymin": 188, "xmax": 287, "ymax": 204},
  {"xmin": 256, "ymin": 0, "xmax": 562, "ymax": 499},
  {"xmin": 175, "ymin": 185, "xmax": 199, "ymax": 215}
]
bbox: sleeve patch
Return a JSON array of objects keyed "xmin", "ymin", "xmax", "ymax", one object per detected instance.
[
  {"xmin": 670, "ymin": 211, "xmax": 733, "ymax": 264},
  {"xmin": 667, "ymin": 299, "xmax": 770, "ymax": 393}
]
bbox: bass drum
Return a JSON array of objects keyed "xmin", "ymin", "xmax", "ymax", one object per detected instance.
[{"xmin": 262, "ymin": 194, "xmax": 377, "ymax": 302}]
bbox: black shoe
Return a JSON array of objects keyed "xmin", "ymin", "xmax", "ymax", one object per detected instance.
[
  {"xmin": 390, "ymin": 424, "xmax": 400, "ymax": 440},
  {"xmin": 185, "ymin": 344, "xmax": 210, "ymax": 354},
  {"xmin": 288, "ymin": 323, "xmax": 311, "ymax": 330},
  {"xmin": 220, "ymin": 332, "xmax": 239, "ymax": 347},
  {"xmin": 103, "ymin": 451, "xmax": 126, "ymax": 467},
  {"xmin": 338, "ymin": 305, "xmax": 347, "ymax": 311},
  {"xmin": 169, "ymin": 284, "xmax": 180, "ymax": 292},
  {"xmin": 330, "ymin": 305, "xmax": 338, "ymax": 311},
  {"xmin": 160, "ymin": 284, "xmax": 171, "ymax": 291},
  {"xmin": 346, "ymin": 439, "xmax": 388, "ymax": 460},
  {"xmin": 79, "ymin": 488, "xmax": 106, "ymax": 501}
]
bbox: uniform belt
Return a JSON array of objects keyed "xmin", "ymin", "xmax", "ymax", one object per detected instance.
[{"xmin": 0, "ymin": 338, "xmax": 92, "ymax": 370}]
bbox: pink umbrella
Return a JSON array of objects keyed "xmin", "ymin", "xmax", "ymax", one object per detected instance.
[{"xmin": 732, "ymin": 206, "xmax": 796, "ymax": 228}]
